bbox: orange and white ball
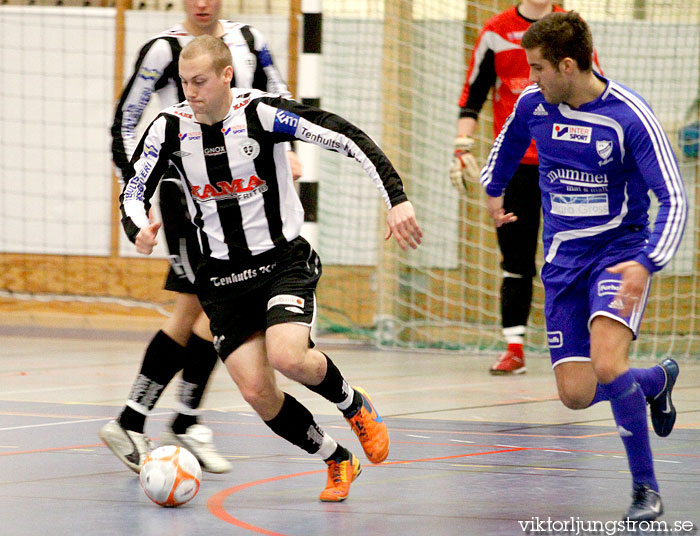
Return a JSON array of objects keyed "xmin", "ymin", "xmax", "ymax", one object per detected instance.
[{"xmin": 139, "ymin": 445, "xmax": 201, "ymax": 507}]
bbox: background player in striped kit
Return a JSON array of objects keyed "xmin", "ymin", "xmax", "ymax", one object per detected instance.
[
  {"xmin": 121, "ymin": 35, "xmax": 422, "ymax": 502},
  {"xmin": 101, "ymin": 0, "xmax": 300, "ymax": 474},
  {"xmin": 481, "ymin": 11, "xmax": 685, "ymax": 521}
]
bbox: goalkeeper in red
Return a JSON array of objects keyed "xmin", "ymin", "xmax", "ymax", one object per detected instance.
[
  {"xmin": 482, "ymin": 11, "xmax": 686, "ymax": 521},
  {"xmin": 452, "ymin": 1, "xmax": 603, "ymax": 374}
]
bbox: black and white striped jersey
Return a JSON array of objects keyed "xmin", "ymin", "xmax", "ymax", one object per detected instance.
[
  {"xmin": 121, "ymin": 89, "xmax": 408, "ymax": 260},
  {"xmin": 111, "ymin": 20, "xmax": 290, "ymax": 178}
]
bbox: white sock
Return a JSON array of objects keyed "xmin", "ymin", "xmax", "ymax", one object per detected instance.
[
  {"xmin": 335, "ymin": 381, "xmax": 355, "ymax": 412},
  {"xmin": 317, "ymin": 433, "xmax": 338, "ymax": 460}
]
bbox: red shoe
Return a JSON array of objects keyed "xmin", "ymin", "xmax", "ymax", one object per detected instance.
[
  {"xmin": 345, "ymin": 387, "xmax": 389, "ymax": 464},
  {"xmin": 490, "ymin": 347, "xmax": 526, "ymax": 375},
  {"xmin": 319, "ymin": 452, "xmax": 362, "ymax": 502}
]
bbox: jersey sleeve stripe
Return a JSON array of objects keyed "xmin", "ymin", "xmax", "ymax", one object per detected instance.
[{"xmin": 610, "ymin": 84, "xmax": 687, "ymax": 268}]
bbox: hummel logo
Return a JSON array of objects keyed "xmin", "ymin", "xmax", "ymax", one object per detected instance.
[
  {"xmin": 534, "ymin": 103, "xmax": 548, "ymax": 116},
  {"xmin": 650, "ymin": 500, "xmax": 662, "ymax": 514}
]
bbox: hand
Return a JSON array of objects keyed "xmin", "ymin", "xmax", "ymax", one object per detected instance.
[
  {"xmin": 606, "ymin": 260, "xmax": 650, "ymax": 316},
  {"xmin": 385, "ymin": 200, "xmax": 423, "ymax": 250},
  {"xmin": 486, "ymin": 194, "xmax": 517, "ymax": 227},
  {"xmin": 287, "ymin": 150, "xmax": 303, "ymax": 181},
  {"xmin": 449, "ymin": 135, "xmax": 480, "ymax": 195},
  {"xmin": 135, "ymin": 210, "xmax": 161, "ymax": 255}
]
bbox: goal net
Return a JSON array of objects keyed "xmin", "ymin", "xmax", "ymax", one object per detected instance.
[{"xmin": 1, "ymin": 0, "xmax": 698, "ymax": 360}]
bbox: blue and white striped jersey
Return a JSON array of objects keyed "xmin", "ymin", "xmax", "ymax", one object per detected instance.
[{"xmin": 481, "ymin": 74, "xmax": 687, "ymax": 273}]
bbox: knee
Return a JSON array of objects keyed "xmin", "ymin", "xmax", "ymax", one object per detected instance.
[
  {"xmin": 557, "ymin": 382, "xmax": 592, "ymax": 410},
  {"xmin": 237, "ymin": 376, "xmax": 277, "ymax": 410},
  {"xmin": 267, "ymin": 345, "xmax": 308, "ymax": 379},
  {"xmin": 591, "ymin": 361, "xmax": 624, "ymax": 385}
]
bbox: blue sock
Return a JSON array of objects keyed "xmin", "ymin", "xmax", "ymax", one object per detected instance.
[
  {"xmin": 587, "ymin": 366, "xmax": 666, "ymax": 407},
  {"xmin": 630, "ymin": 366, "xmax": 666, "ymax": 399},
  {"xmin": 588, "ymin": 384, "xmax": 607, "ymax": 407},
  {"xmin": 599, "ymin": 371, "xmax": 658, "ymax": 492}
]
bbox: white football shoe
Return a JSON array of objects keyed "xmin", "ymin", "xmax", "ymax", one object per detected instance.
[
  {"xmin": 99, "ymin": 419, "xmax": 154, "ymax": 473},
  {"xmin": 161, "ymin": 423, "xmax": 232, "ymax": 474}
]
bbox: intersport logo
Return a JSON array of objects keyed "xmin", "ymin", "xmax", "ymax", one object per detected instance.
[{"xmin": 552, "ymin": 123, "xmax": 592, "ymax": 143}]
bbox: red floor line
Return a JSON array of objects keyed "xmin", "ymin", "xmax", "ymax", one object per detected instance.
[
  {"xmin": 207, "ymin": 469, "xmax": 323, "ymax": 536},
  {"xmin": 206, "ymin": 447, "xmax": 525, "ymax": 534}
]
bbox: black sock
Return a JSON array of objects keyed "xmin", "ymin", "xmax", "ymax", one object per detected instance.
[
  {"xmin": 118, "ymin": 406, "xmax": 146, "ymax": 433},
  {"xmin": 118, "ymin": 330, "xmax": 186, "ymax": 432},
  {"xmin": 304, "ymin": 354, "xmax": 350, "ymax": 404},
  {"xmin": 342, "ymin": 391, "xmax": 363, "ymax": 418},
  {"xmin": 324, "ymin": 444, "xmax": 350, "ymax": 463},
  {"xmin": 264, "ymin": 393, "xmax": 325, "ymax": 454},
  {"xmin": 170, "ymin": 413, "xmax": 198, "ymax": 434},
  {"xmin": 501, "ymin": 276, "xmax": 533, "ymax": 329},
  {"xmin": 171, "ymin": 334, "xmax": 219, "ymax": 434}
]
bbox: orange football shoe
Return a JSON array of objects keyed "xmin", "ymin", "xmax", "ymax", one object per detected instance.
[
  {"xmin": 345, "ymin": 386, "xmax": 389, "ymax": 464},
  {"xmin": 319, "ymin": 452, "xmax": 362, "ymax": 502}
]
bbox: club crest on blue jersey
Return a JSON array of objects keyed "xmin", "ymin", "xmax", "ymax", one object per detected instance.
[
  {"xmin": 596, "ymin": 140, "xmax": 613, "ymax": 166},
  {"xmin": 273, "ymin": 110, "xmax": 300, "ymax": 135}
]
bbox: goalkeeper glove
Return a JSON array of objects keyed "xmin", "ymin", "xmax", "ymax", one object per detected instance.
[{"xmin": 449, "ymin": 135, "xmax": 480, "ymax": 195}]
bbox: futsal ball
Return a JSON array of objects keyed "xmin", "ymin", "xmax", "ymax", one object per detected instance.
[{"xmin": 139, "ymin": 445, "xmax": 201, "ymax": 507}]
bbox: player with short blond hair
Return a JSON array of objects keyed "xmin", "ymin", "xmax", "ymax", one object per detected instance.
[
  {"xmin": 120, "ymin": 35, "xmax": 422, "ymax": 502},
  {"xmin": 102, "ymin": 0, "xmax": 299, "ymax": 476}
]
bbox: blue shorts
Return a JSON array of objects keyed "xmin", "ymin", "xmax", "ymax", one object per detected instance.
[{"xmin": 541, "ymin": 255, "xmax": 652, "ymax": 369}]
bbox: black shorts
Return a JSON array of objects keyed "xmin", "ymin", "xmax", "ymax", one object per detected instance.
[
  {"xmin": 159, "ymin": 173, "xmax": 202, "ymax": 294},
  {"xmin": 196, "ymin": 236, "xmax": 322, "ymax": 359}
]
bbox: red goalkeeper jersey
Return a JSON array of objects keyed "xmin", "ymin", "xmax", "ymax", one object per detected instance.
[{"xmin": 458, "ymin": 5, "xmax": 568, "ymax": 165}]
